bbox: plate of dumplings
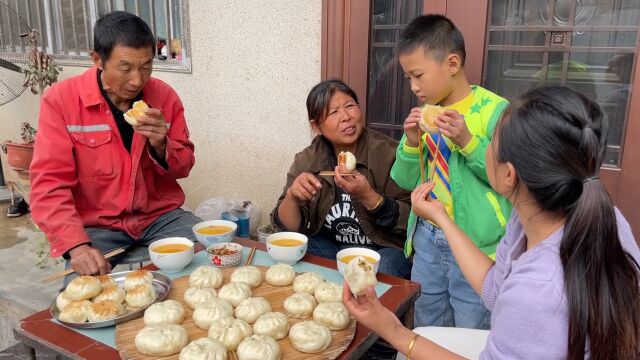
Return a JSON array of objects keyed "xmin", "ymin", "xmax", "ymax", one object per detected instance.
[{"xmin": 50, "ymin": 269, "xmax": 171, "ymax": 329}]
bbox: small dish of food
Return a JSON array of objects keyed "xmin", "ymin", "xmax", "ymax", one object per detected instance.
[{"xmin": 206, "ymin": 242, "xmax": 244, "ymax": 267}]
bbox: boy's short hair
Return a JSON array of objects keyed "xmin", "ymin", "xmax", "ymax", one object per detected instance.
[
  {"xmin": 398, "ymin": 14, "xmax": 466, "ymax": 66},
  {"xmin": 93, "ymin": 11, "xmax": 156, "ymax": 62}
]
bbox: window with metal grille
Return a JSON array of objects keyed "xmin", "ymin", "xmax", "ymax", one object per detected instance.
[{"xmin": 1, "ymin": 0, "xmax": 190, "ymax": 72}]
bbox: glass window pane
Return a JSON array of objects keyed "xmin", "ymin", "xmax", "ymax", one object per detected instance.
[
  {"xmin": 485, "ymin": 0, "xmax": 639, "ymax": 167},
  {"xmin": 367, "ymin": 0, "xmax": 423, "ymax": 140}
]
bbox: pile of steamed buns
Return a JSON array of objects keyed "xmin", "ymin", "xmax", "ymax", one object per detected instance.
[{"xmin": 135, "ymin": 257, "xmax": 376, "ymax": 360}]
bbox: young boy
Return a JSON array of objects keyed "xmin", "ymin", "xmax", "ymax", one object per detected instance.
[{"xmin": 391, "ymin": 14, "xmax": 511, "ymax": 329}]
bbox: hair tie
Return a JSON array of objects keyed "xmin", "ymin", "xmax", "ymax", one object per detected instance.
[{"xmin": 583, "ymin": 176, "xmax": 599, "ymax": 184}]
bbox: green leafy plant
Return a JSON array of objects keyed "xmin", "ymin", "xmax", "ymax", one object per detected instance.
[{"xmin": 32, "ymin": 230, "xmax": 62, "ymax": 269}]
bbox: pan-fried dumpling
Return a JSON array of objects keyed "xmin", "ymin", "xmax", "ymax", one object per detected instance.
[
  {"xmin": 88, "ymin": 300, "xmax": 125, "ymax": 322},
  {"xmin": 230, "ymin": 266, "xmax": 262, "ymax": 288},
  {"xmin": 314, "ymin": 281, "xmax": 343, "ymax": 303},
  {"xmin": 237, "ymin": 334, "xmax": 281, "ymax": 360},
  {"xmin": 65, "ymin": 276, "xmax": 102, "ymax": 301},
  {"xmin": 56, "ymin": 291, "xmax": 73, "ymax": 311},
  {"xmin": 344, "ymin": 256, "xmax": 377, "ymax": 296},
  {"xmin": 179, "ymin": 337, "xmax": 227, "ymax": 360},
  {"xmin": 135, "ymin": 324, "xmax": 189, "ymax": 356},
  {"xmin": 265, "ymin": 263, "xmax": 295, "ymax": 286},
  {"xmin": 193, "ymin": 298, "xmax": 234, "ymax": 330},
  {"xmin": 124, "ymin": 269, "xmax": 153, "ymax": 291},
  {"xmin": 234, "ymin": 297, "xmax": 272, "ymax": 324},
  {"xmin": 97, "ymin": 274, "xmax": 117, "ymax": 288},
  {"xmin": 208, "ymin": 317, "xmax": 252, "ymax": 351},
  {"xmin": 58, "ymin": 300, "xmax": 92, "ymax": 323},
  {"xmin": 338, "ymin": 151, "xmax": 356, "ymax": 172},
  {"xmin": 189, "ymin": 266, "xmax": 223, "ymax": 289},
  {"xmin": 288, "ymin": 321, "xmax": 332, "ymax": 353},
  {"xmin": 125, "ymin": 283, "xmax": 157, "ymax": 308},
  {"xmin": 313, "ymin": 301, "xmax": 350, "ymax": 330},
  {"xmin": 293, "ymin": 272, "xmax": 325, "ymax": 294},
  {"xmin": 144, "ymin": 299, "xmax": 185, "ymax": 325},
  {"xmin": 253, "ymin": 312, "xmax": 289, "ymax": 340},
  {"xmin": 283, "ymin": 292, "xmax": 316, "ymax": 319},
  {"xmin": 123, "ymin": 100, "xmax": 149, "ymax": 126},
  {"xmin": 218, "ymin": 282, "xmax": 252, "ymax": 307},
  {"xmin": 94, "ymin": 285, "xmax": 126, "ymax": 304},
  {"xmin": 184, "ymin": 287, "xmax": 217, "ymax": 309}
]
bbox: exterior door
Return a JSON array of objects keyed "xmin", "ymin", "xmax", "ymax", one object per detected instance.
[
  {"xmin": 321, "ymin": 0, "xmax": 640, "ymax": 236},
  {"xmin": 476, "ymin": 0, "xmax": 640, "ymax": 236}
]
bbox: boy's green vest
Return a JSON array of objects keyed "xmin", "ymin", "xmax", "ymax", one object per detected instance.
[{"xmin": 391, "ymin": 86, "xmax": 512, "ymax": 257}]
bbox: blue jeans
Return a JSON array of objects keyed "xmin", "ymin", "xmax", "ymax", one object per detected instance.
[
  {"xmin": 412, "ymin": 219, "xmax": 491, "ymax": 329},
  {"xmin": 307, "ymin": 233, "xmax": 412, "ymax": 279},
  {"xmin": 63, "ymin": 209, "xmax": 201, "ymax": 286}
]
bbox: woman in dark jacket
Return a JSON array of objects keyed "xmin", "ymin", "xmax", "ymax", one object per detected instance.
[{"xmin": 271, "ymin": 80, "xmax": 411, "ymax": 278}]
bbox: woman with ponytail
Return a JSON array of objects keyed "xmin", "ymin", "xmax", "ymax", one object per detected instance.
[{"xmin": 343, "ymin": 86, "xmax": 640, "ymax": 359}]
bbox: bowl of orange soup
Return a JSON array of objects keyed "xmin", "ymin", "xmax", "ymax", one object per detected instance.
[
  {"xmin": 336, "ymin": 247, "xmax": 380, "ymax": 275},
  {"xmin": 192, "ymin": 220, "xmax": 238, "ymax": 248},
  {"xmin": 149, "ymin": 237, "xmax": 194, "ymax": 273},
  {"xmin": 266, "ymin": 232, "xmax": 308, "ymax": 265}
]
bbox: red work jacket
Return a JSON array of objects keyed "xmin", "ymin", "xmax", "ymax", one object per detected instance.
[{"xmin": 30, "ymin": 67, "xmax": 195, "ymax": 258}]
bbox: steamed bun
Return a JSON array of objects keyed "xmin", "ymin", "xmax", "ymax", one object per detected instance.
[
  {"xmin": 314, "ymin": 281, "xmax": 343, "ymax": 303},
  {"xmin": 179, "ymin": 337, "xmax": 227, "ymax": 360},
  {"xmin": 208, "ymin": 317, "xmax": 252, "ymax": 351},
  {"xmin": 283, "ymin": 292, "xmax": 316, "ymax": 319},
  {"xmin": 265, "ymin": 263, "xmax": 295, "ymax": 286},
  {"xmin": 313, "ymin": 301, "xmax": 350, "ymax": 330},
  {"xmin": 189, "ymin": 266, "xmax": 223, "ymax": 289},
  {"xmin": 144, "ymin": 299, "xmax": 185, "ymax": 325},
  {"xmin": 218, "ymin": 282, "xmax": 252, "ymax": 307},
  {"xmin": 135, "ymin": 324, "xmax": 189, "ymax": 357},
  {"xmin": 253, "ymin": 312, "xmax": 289, "ymax": 340},
  {"xmin": 230, "ymin": 266, "xmax": 262, "ymax": 288},
  {"xmin": 288, "ymin": 321, "xmax": 332, "ymax": 353},
  {"xmin": 344, "ymin": 256, "xmax": 377, "ymax": 296},
  {"xmin": 184, "ymin": 287, "xmax": 217, "ymax": 309},
  {"xmin": 193, "ymin": 298, "xmax": 234, "ymax": 330},
  {"xmin": 293, "ymin": 272, "xmax": 325, "ymax": 294},
  {"xmin": 234, "ymin": 297, "xmax": 272, "ymax": 324},
  {"xmin": 237, "ymin": 334, "xmax": 281, "ymax": 360}
]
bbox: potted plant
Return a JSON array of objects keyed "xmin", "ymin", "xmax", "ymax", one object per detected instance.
[
  {"xmin": 2, "ymin": 29, "xmax": 61, "ymax": 171},
  {"xmin": 256, "ymin": 223, "xmax": 278, "ymax": 243}
]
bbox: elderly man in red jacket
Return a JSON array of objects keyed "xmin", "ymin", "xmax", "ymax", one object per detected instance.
[{"xmin": 30, "ymin": 11, "xmax": 201, "ymax": 278}]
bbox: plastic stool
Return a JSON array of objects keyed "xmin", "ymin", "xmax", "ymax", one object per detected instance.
[{"xmin": 119, "ymin": 246, "xmax": 150, "ymax": 270}]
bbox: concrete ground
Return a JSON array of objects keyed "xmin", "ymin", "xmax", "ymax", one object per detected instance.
[{"xmin": 0, "ymin": 210, "xmax": 64, "ymax": 351}]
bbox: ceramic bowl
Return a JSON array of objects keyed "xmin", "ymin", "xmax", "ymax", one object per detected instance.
[
  {"xmin": 148, "ymin": 237, "xmax": 194, "ymax": 273},
  {"xmin": 336, "ymin": 247, "xmax": 381, "ymax": 275},
  {"xmin": 265, "ymin": 232, "xmax": 308, "ymax": 265},
  {"xmin": 205, "ymin": 242, "xmax": 244, "ymax": 267},
  {"xmin": 192, "ymin": 220, "xmax": 237, "ymax": 248}
]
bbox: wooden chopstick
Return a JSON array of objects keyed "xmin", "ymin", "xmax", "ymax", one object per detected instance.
[
  {"xmin": 244, "ymin": 246, "xmax": 257, "ymax": 266},
  {"xmin": 41, "ymin": 247, "xmax": 125, "ymax": 283},
  {"xmin": 318, "ymin": 171, "xmax": 356, "ymax": 177}
]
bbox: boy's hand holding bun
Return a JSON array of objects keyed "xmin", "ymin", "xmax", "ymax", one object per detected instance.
[{"xmin": 435, "ymin": 109, "xmax": 472, "ymax": 148}]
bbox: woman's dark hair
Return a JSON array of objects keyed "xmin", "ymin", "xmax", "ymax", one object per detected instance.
[
  {"xmin": 93, "ymin": 11, "xmax": 156, "ymax": 62},
  {"xmin": 497, "ymin": 86, "xmax": 640, "ymax": 359},
  {"xmin": 306, "ymin": 79, "xmax": 358, "ymax": 124}
]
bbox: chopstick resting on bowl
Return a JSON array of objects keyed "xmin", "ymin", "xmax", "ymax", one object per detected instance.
[
  {"xmin": 41, "ymin": 248, "xmax": 125, "ymax": 283},
  {"xmin": 244, "ymin": 246, "xmax": 257, "ymax": 266}
]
